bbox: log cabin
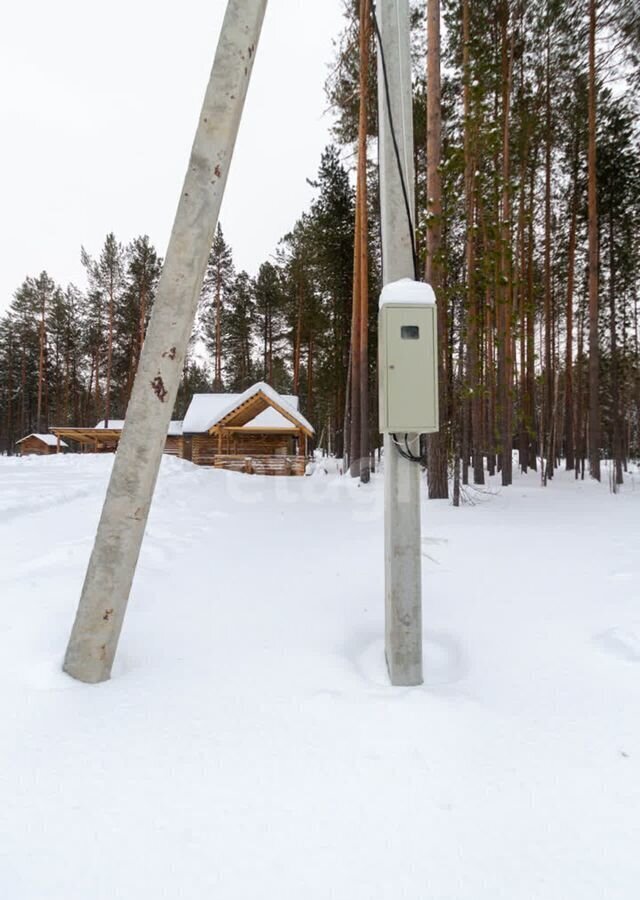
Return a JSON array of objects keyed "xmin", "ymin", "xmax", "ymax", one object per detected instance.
[
  {"xmin": 180, "ymin": 382, "xmax": 314, "ymax": 475},
  {"xmin": 49, "ymin": 383, "xmax": 314, "ymax": 475},
  {"xmin": 16, "ymin": 433, "xmax": 68, "ymax": 455}
]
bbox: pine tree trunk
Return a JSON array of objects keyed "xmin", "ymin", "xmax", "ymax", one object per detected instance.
[
  {"xmin": 486, "ymin": 281, "xmax": 496, "ymax": 476},
  {"xmin": 498, "ymin": 4, "xmax": 513, "ymax": 487},
  {"xmin": 349, "ymin": 161, "xmax": 362, "ymax": 477},
  {"xmin": 139, "ymin": 285, "xmax": 147, "ymax": 362},
  {"xmin": 6, "ymin": 331, "xmax": 13, "ymax": 452},
  {"xmin": 43, "ymin": 361, "xmax": 49, "ymax": 432},
  {"xmin": 526, "ymin": 154, "xmax": 537, "ymax": 471},
  {"xmin": 357, "ymin": 0, "xmax": 370, "ymax": 485},
  {"xmin": 587, "ymin": 0, "xmax": 601, "ymax": 480},
  {"xmin": 64, "ymin": 342, "xmax": 71, "ymax": 425},
  {"xmin": 564, "ymin": 183, "xmax": 578, "ymax": 471},
  {"xmin": 94, "ymin": 346, "xmax": 102, "ymax": 422},
  {"xmin": 480, "ymin": 202, "xmax": 496, "ymax": 476},
  {"xmin": 293, "ymin": 277, "xmax": 303, "ymax": 394},
  {"xmin": 263, "ymin": 309, "xmax": 268, "ymax": 381},
  {"xmin": 609, "ymin": 213, "xmax": 623, "ymax": 485},
  {"xmin": 462, "ymin": 0, "xmax": 477, "ymax": 488},
  {"xmin": 267, "ymin": 308, "xmax": 273, "ymax": 384},
  {"xmin": 516, "ymin": 121, "xmax": 529, "ymax": 474},
  {"xmin": 425, "ymin": 0, "xmax": 449, "ymax": 497},
  {"xmin": 20, "ymin": 348, "xmax": 26, "ymax": 436},
  {"xmin": 543, "ymin": 29, "xmax": 553, "ymax": 482},
  {"xmin": 307, "ymin": 333, "xmax": 314, "ymax": 419},
  {"xmin": 576, "ymin": 298, "xmax": 586, "ymax": 479},
  {"xmin": 86, "ymin": 358, "xmax": 94, "ymax": 427},
  {"xmin": 36, "ymin": 291, "xmax": 46, "ymax": 432},
  {"xmin": 105, "ymin": 281, "xmax": 114, "ymax": 427},
  {"xmin": 514, "ymin": 44, "xmax": 526, "ymax": 475},
  {"xmin": 215, "ymin": 273, "xmax": 222, "ymax": 389},
  {"xmin": 343, "ymin": 345, "xmax": 352, "ymax": 472}
]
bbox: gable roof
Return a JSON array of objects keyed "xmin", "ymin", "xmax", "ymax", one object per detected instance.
[
  {"xmin": 247, "ymin": 407, "xmax": 298, "ymax": 429},
  {"xmin": 182, "ymin": 383, "xmax": 313, "ymax": 435},
  {"xmin": 16, "ymin": 433, "xmax": 68, "ymax": 447}
]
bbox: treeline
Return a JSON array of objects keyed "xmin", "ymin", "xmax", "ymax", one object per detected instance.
[
  {"xmin": 329, "ymin": 0, "xmax": 640, "ymax": 494},
  {"xmin": 0, "ymin": 235, "xmax": 161, "ymax": 449},
  {"xmin": 2, "ymin": 0, "xmax": 639, "ymax": 499},
  {"xmin": 0, "ymin": 147, "xmax": 362, "ymax": 454}
]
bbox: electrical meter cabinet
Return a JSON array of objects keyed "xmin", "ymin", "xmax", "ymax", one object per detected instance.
[{"xmin": 378, "ymin": 278, "xmax": 439, "ymax": 434}]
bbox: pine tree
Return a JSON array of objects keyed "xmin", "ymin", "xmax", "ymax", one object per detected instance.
[
  {"xmin": 82, "ymin": 233, "xmax": 127, "ymax": 426},
  {"xmin": 225, "ymin": 271, "xmax": 256, "ymax": 391},
  {"xmin": 200, "ymin": 224, "xmax": 235, "ymax": 389},
  {"xmin": 254, "ymin": 261, "xmax": 286, "ymax": 389},
  {"xmin": 121, "ymin": 236, "xmax": 161, "ymax": 406},
  {"xmin": 9, "ymin": 277, "xmax": 47, "ymax": 436},
  {"xmin": 306, "ymin": 146, "xmax": 355, "ymax": 457},
  {"xmin": 0, "ymin": 314, "xmax": 18, "ymax": 452}
]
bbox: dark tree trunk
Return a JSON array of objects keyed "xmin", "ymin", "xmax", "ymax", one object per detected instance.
[
  {"xmin": 426, "ymin": 0, "xmax": 449, "ymax": 497},
  {"xmin": 609, "ymin": 213, "xmax": 623, "ymax": 486},
  {"xmin": 37, "ymin": 293, "xmax": 46, "ymax": 432},
  {"xmin": 543, "ymin": 26, "xmax": 553, "ymax": 484},
  {"xmin": 587, "ymin": 0, "xmax": 601, "ymax": 479},
  {"xmin": 357, "ymin": 0, "xmax": 371, "ymax": 483},
  {"xmin": 498, "ymin": 5, "xmax": 514, "ymax": 487},
  {"xmin": 564, "ymin": 184, "xmax": 578, "ymax": 471}
]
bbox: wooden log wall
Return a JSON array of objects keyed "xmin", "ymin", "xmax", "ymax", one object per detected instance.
[
  {"xmin": 164, "ymin": 436, "xmax": 184, "ymax": 457},
  {"xmin": 190, "ymin": 433, "xmax": 294, "ymax": 466},
  {"xmin": 213, "ymin": 455, "xmax": 306, "ymax": 476},
  {"xmin": 19, "ymin": 438, "xmax": 55, "ymax": 456},
  {"xmin": 191, "ymin": 435, "xmax": 220, "ymax": 466}
]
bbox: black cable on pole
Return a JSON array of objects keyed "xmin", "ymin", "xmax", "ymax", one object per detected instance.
[
  {"xmin": 371, "ymin": 1, "xmax": 420, "ymax": 281},
  {"xmin": 391, "ymin": 433, "xmax": 424, "ymax": 465}
]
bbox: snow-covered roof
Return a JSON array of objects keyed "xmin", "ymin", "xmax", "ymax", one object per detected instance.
[
  {"xmin": 17, "ymin": 433, "xmax": 68, "ymax": 447},
  {"xmin": 379, "ymin": 278, "xmax": 436, "ymax": 308},
  {"xmin": 182, "ymin": 396, "xmax": 238, "ymax": 433},
  {"xmin": 182, "ymin": 383, "xmax": 313, "ymax": 434},
  {"xmin": 95, "ymin": 420, "xmax": 125, "ymax": 430},
  {"xmin": 95, "ymin": 419, "xmax": 183, "ymax": 436}
]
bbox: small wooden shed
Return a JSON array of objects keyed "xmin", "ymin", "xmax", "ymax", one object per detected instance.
[{"xmin": 16, "ymin": 433, "xmax": 68, "ymax": 456}]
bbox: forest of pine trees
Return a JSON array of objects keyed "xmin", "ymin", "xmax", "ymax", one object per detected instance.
[{"xmin": 1, "ymin": 0, "xmax": 639, "ymax": 496}]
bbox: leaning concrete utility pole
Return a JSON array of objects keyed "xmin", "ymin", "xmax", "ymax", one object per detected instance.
[
  {"xmin": 376, "ymin": 0, "xmax": 423, "ymax": 685},
  {"xmin": 63, "ymin": 0, "xmax": 268, "ymax": 683}
]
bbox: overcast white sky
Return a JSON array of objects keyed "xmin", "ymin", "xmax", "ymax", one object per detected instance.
[{"xmin": 0, "ymin": 0, "xmax": 346, "ymax": 313}]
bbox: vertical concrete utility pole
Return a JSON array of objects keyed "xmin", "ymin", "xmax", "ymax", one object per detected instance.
[
  {"xmin": 63, "ymin": 0, "xmax": 268, "ymax": 683},
  {"xmin": 376, "ymin": 0, "xmax": 423, "ymax": 685}
]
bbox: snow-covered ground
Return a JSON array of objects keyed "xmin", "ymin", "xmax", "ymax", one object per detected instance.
[{"xmin": 1, "ymin": 453, "xmax": 639, "ymax": 899}]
